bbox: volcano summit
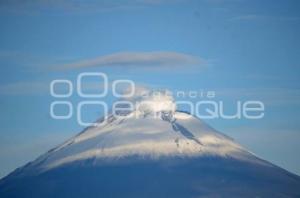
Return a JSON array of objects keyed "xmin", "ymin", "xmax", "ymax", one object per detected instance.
[{"xmin": 0, "ymin": 90, "xmax": 299, "ymax": 198}]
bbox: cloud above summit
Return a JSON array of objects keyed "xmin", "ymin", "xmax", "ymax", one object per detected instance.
[{"xmin": 55, "ymin": 51, "xmax": 205, "ymax": 70}]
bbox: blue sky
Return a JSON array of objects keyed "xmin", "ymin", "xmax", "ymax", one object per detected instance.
[{"xmin": 0, "ymin": 0, "xmax": 300, "ymax": 178}]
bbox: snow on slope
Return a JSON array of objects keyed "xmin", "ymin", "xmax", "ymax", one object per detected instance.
[
  {"xmin": 28, "ymin": 89, "xmax": 268, "ymax": 171},
  {"xmin": 2, "ymin": 89, "xmax": 300, "ymax": 198}
]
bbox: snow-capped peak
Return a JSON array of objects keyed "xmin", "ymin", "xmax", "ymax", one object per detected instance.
[{"xmin": 24, "ymin": 89, "xmax": 267, "ymax": 171}]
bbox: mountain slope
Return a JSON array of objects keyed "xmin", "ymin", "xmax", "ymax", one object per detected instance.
[{"xmin": 1, "ymin": 91, "xmax": 300, "ymax": 198}]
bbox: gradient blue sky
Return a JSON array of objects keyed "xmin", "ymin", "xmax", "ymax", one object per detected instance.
[{"xmin": 0, "ymin": 0, "xmax": 300, "ymax": 178}]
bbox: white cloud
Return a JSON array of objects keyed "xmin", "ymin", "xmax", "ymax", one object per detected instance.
[{"xmin": 55, "ymin": 51, "xmax": 204, "ymax": 70}]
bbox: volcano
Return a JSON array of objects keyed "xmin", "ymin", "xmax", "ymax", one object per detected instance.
[{"xmin": 0, "ymin": 90, "xmax": 300, "ymax": 198}]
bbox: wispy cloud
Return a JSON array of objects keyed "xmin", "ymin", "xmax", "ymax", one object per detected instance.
[
  {"xmin": 216, "ymin": 88, "xmax": 300, "ymax": 106},
  {"xmin": 0, "ymin": 50, "xmax": 44, "ymax": 66},
  {"xmin": 0, "ymin": 82, "xmax": 49, "ymax": 95},
  {"xmin": 0, "ymin": 0, "xmax": 185, "ymax": 14},
  {"xmin": 0, "ymin": 50, "xmax": 65, "ymax": 73},
  {"xmin": 230, "ymin": 14, "xmax": 300, "ymax": 22},
  {"xmin": 53, "ymin": 51, "xmax": 205, "ymax": 70},
  {"xmin": 0, "ymin": 81, "xmax": 109, "ymax": 95}
]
